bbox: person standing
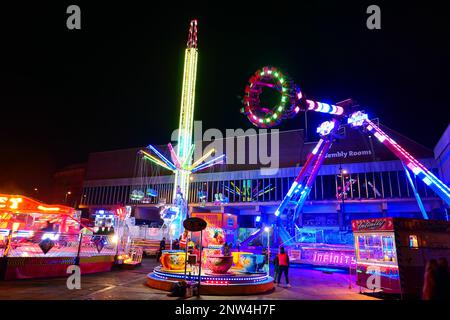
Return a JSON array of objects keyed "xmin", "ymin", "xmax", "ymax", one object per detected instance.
[
  {"xmin": 277, "ymin": 246, "xmax": 291, "ymax": 288},
  {"xmin": 436, "ymin": 257, "xmax": 450, "ymax": 300},
  {"xmin": 422, "ymin": 259, "xmax": 438, "ymax": 300},
  {"xmin": 273, "ymin": 254, "xmax": 279, "ymax": 284},
  {"xmin": 156, "ymin": 237, "xmax": 166, "ymax": 262},
  {"xmin": 173, "ymin": 239, "xmax": 180, "ymax": 250}
]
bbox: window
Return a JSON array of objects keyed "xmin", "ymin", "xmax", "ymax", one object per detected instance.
[
  {"xmin": 357, "ymin": 234, "xmax": 396, "ymax": 263},
  {"xmin": 409, "ymin": 235, "xmax": 419, "ymax": 248}
]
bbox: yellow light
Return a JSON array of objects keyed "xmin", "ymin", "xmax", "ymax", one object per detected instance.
[
  {"xmin": 9, "ymin": 198, "xmax": 23, "ymax": 209},
  {"xmin": 111, "ymin": 235, "xmax": 118, "ymax": 244},
  {"xmin": 141, "ymin": 150, "xmax": 175, "ymax": 172},
  {"xmin": 190, "ymin": 148, "xmax": 215, "ymax": 169},
  {"xmin": 38, "ymin": 205, "xmax": 60, "ymax": 212},
  {"xmin": 173, "ymin": 45, "xmax": 198, "ymax": 202},
  {"xmin": 12, "ymin": 222, "xmax": 20, "ymax": 231}
]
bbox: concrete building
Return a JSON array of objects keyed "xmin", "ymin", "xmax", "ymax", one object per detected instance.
[{"xmin": 79, "ymin": 123, "xmax": 448, "ymax": 244}]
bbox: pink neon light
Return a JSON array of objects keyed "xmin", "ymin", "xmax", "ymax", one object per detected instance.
[{"xmin": 306, "ymin": 100, "xmax": 315, "ymax": 110}]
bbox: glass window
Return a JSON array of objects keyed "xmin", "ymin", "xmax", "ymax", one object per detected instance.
[
  {"xmin": 357, "ymin": 234, "xmax": 397, "ymax": 263},
  {"xmin": 409, "ymin": 235, "xmax": 419, "ymax": 248}
]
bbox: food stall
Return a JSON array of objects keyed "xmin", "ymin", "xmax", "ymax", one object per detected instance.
[{"xmin": 352, "ymin": 217, "xmax": 450, "ymax": 297}]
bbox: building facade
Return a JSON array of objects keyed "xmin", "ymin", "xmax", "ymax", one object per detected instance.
[{"xmin": 80, "ymin": 124, "xmax": 447, "ymax": 243}]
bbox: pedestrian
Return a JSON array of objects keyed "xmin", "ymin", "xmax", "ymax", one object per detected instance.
[
  {"xmin": 273, "ymin": 254, "xmax": 279, "ymax": 284},
  {"xmin": 156, "ymin": 237, "xmax": 166, "ymax": 262},
  {"xmin": 277, "ymin": 246, "xmax": 291, "ymax": 288},
  {"xmin": 262, "ymin": 247, "xmax": 269, "ymax": 273},
  {"xmin": 173, "ymin": 239, "xmax": 180, "ymax": 250},
  {"xmin": 223, "ymin": 243, "xmax": 231, "ymax": 256},
  {"xmin": 422, "ymin": 259, "xmax": 438, "ymax": 300},
  {"xmin": 436, "ymin": 257, "xmax": 450, "ymax": 300}
]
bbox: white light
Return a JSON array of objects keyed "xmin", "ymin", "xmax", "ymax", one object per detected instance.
[
  {"xmin": 374, "ymin": 132, "xmax": 385, "ymax": 142},
  {"xmin": 317, "ymin": 121, "xmax": 335, "ymax": 136},
  {"xmin": 348, "ymin": 111, "xmax": 368, "ymax": 127},
  {"xmin": 422, "ymin": 177, "xmax": 432, "ymax": 186},
  {"xmin": 264, "ymin": 227, "xmax": 270, "ymax": 233},
  {"xmin": 255, "ymin": 216, "xmax": 261, "ymax": 222},
  {"xmin": 321, "ymin": 103, "xmax": 331, "ymax": 113},
  {"xmin": 286, "ymin": 181, "xmax": 298, "ymax": 196},
  {"xmin": 41, "ymin": 233, "xmax": 59, "ymax": 241}
]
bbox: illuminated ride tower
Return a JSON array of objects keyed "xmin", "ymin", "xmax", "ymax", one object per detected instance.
[
  {"xmin": 174, "ymin": 19, "xmax": 199, "ymax": 203},
  {"xmin": 138, "ymin": 20, "xmax": 225, "ymax": 240},
  {"xmin": 241, "ymin": 66, "xmax": 450, "ymax": 244}
]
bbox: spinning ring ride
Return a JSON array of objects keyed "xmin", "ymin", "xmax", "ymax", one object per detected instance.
[
  {"xmin": 241, "ymin": 66, "xmax": 344, "ymax": 128},
  {"xmin": 242, "ymin": 66, "xmax": 450, "ymax": 248}
]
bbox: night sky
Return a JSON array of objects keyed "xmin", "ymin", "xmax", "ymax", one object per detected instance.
[{"xmin": 1, "ymin": 1, "xmax": 449, "ymax": 197}]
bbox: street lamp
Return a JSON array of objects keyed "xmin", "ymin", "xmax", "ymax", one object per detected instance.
[
  {"xmin": 65, "ymin": 191, "xmax": 72, "ymax": 204},
  {"xmin": 264, "ymin": 226, "xmax": 270, "ymax": 276},
  {"xmin": 339, "ymin": 166, "xmax": 346, "ymax": 230}
]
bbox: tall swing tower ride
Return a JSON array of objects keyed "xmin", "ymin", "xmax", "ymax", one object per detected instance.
[
  {"xmin": 174, "ymin": 19, "xmax": 199, "ymax": 202},
  {"xmin": 138, "ymin": 20, "xmax": 224, "ymax": 238}
]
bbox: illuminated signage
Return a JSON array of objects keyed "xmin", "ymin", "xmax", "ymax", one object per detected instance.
[
  {"xmin": 0, "ymin": 196, "xmax": 23, "ymax": 210},
  {"xmin": 352, "ymin": 218, "xmax": 394, "ymax": 231},
  {"xmin": 0, "ymin": 194, "xmax": 72, "ymax": 214},
  {"xmin": 299, "ymin": 248, "xmax": 356, "ymax": 267}
]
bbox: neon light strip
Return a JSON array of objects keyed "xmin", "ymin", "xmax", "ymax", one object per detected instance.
[
  {"xmin": 305, "ymin": 100, "xmax": 344, "ymax": 115},
  {"xmin": 190, "ymin": 148, "xmax": 215, "ymax": 170},
  {"xmin": 153, "ymin": 269, "xmax": 268, "ymax": 282},
  {"xmin": 230, "ymin": 181, "xmax": 241, "ymax": 194},
  {"xmin": 37, "ymin": 205, "xmax": 60, "ymax": 212},
  {"xmin": 167, "ymin": 143, "xmax": 181, "ymax": 169},
  {"xmin": 357, "ymin": 262, "xmax": 399, "ymax": 268},
  {"xmin": 364, "ymin": 119, "xmax": 450, "ymax": 205},
  {"xmin": 182, "ymin": 144, "xmax": 195, "ymax": 168},
  {"xmin": 147, "ymin": 145, "xmax": 177, "ymax": 170},
  {"xmin": 141, "ymin": 151, "xmax": 175, "ymax": 172},
  {"xmin": 403, "ymin": 163, "xmax": 429, "ymax": 219},
  {"xmin": 191, "ymin": 154, "xmax": 225, "ymax": 173}
]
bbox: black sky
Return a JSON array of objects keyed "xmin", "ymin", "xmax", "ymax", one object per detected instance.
[{"xmin": 1, "ymin": 1, "xmax": 449, "ymax": 196}]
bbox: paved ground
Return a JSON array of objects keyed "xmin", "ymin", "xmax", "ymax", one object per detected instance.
[{"xmin": 0, "ymin": 258, "xmax": 378, "ymax": 300}]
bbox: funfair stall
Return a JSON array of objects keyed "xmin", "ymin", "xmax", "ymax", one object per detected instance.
[
  {"xmin": 352, "ymin": 217, "xmax": 450, "ymax": 297},
  {"xmin": 0, "ymin": 194, "xmax": 134, "ymax": 280}
]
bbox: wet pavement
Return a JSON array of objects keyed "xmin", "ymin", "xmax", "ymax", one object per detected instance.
[{"xmin": 0, "ymin": 257, "xmax": 378, "ymax": 300}]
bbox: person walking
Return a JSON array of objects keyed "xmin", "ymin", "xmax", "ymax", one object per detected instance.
[
  {"xmin": 422, "ymin": 259, "xmax": 438, "ymax": 300},
  {"xmin": 277, "ymin": 246, "xmax": 291, "ymax": 288}
]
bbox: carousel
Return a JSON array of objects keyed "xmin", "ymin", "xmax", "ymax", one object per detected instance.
[{"xmin": 146, "ymin": 224, "xmax": 274, "ymax": 295}]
